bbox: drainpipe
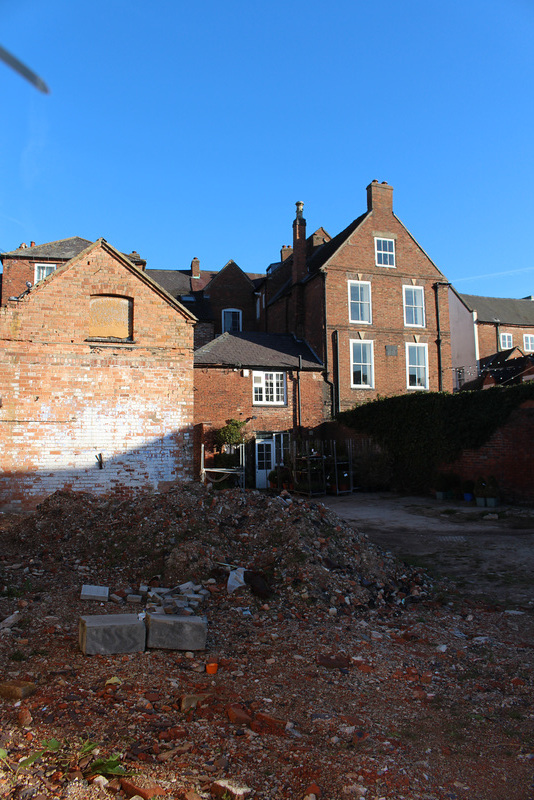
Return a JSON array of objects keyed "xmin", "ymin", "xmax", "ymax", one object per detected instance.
[
  {"xmin": 297, "ymin": 355, "xmax": 302, "ymax": 429},
  {"xmin": 433, "ymin": 281, "xmax": 450, "ymax": 392},
  {"xmin": 332, "ymin": 330, "xmax": 340, "ymax": 416},
  {"xmin": 322, "ymin": 271, "xmax": 336, "ymax": 417}
]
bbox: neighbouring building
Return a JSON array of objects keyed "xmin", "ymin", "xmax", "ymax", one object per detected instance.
[
  {"xmin": 193, "ymin": 332, "xmax": 327, "ymax": 487},
  {"xmin": 258, "ymin": 180, "xmax": 453, "ymax": 411},
  {"xmin": 0, "ymin": 238, "xmax": 196, "ymax": 511},
  {"xmin": 146, "ymin": 258, "xmax": 263, "ymax": 349},
  {"xmin": 449, "ymin": 292, "xmax": 534, "ymax": 389}
]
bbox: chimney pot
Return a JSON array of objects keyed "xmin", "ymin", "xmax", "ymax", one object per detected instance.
[{"xmin": 30, "ymin": 241, "xmax": 35, "ymax": 247}]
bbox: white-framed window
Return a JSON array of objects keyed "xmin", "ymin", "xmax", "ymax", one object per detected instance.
[
  {"xmin": 403, "ymin": 285, "xmax": 425, "ymax": 327},
  {"xmin": 350, "ymin": 340, "xmax": 374, "ymax": 388},
  {"xmin": 222, "ymin": 308, "xmax": 242, "ymax": 333},
  {"xmin": 500, "ymin": 332, "xmax": 513, "ymax": 349},
  {"xmin": 34, "ymin": 263, "xmax": 56, "ymax": 283},
  {"xmin": 523, "ymin": 334, "xmax": 534, "ymax": 352},
  {"xmin": 348, "ymin": 280, "xmax": 372, "ymax": 324},
  {"xmin": 253, "ymin": 371, "xmax": 286, "ymax": 405},
  {"xmin": 406, "ymin": 343, "xmax": 429, "ymax": 390},
  {"xmin": 375, "ymin": 238, "xmax": 395, "ymax": 267}
]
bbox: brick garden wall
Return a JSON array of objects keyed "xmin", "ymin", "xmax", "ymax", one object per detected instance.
[
  {"xmin": 441, "ymin": 401, "xmax": 534, "ymax": 503},
  {"xmin": 0, "ymin": 242, "xmax": 195, "ymax": 510}
]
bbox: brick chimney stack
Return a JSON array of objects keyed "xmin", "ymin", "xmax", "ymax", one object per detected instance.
[
  {"xmin": 191, "ymin": 257, "xmax": 200, "ymax": 279},
  {"xmin": 280, "ymin": 245, "xmax": 293, "ymax": 262},
  {"xmin": 366, "ymin": 180, "xmax": 394, "ymax": 214},
  {"xmin": 292, "ymin": 201, "xmax": 307, "ymax": 285}
]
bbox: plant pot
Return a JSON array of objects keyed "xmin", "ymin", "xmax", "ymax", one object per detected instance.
[
  {"xmin": 486, "ymin": 497, "xmax": 499, "ymax": 508},
  {"xmin": 436, "ymin": 490, "xmax": 453, "ymax": 501},
  {"xmin": 475, "ymin": 497, "xmax": 486, "ymax": 507},
  {"xmin": 463, "ymin": 492, "xmax": 474, "ymax": 502}
]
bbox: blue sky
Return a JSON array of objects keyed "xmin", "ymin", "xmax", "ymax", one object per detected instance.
[{"xmin": 1, "ymin": 0, "xmax": 533, "ymax": 298}]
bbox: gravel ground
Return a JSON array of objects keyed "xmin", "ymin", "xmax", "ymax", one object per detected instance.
[{"xmin": 0, "ymin": 484, "xmax": 533, "ymax": 800}]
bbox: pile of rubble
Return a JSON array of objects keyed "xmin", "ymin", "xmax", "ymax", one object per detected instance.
[
  {"xmin": 3, "ymin": 483, "xmax": 432, "ymax": 618},
  {"xmin": 1, "ymin": 485, "xmax": 532, "ymax": 800}
]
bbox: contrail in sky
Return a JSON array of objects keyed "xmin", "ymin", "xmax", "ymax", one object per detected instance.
[{"xmin": 451, "ymin": 266, "xmax": 534, "ymax": 283}]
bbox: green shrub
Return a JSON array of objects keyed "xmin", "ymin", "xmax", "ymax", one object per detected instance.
[{"xmin": 338, "ymin": 383, "xmax": 534, "ymax": 492}]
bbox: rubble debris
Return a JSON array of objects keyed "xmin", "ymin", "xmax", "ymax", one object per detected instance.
[
  {"xmin": 80, "ymin": 585, "xmax": 109, "ymax": 602},
  {"xmin": 0, "ymin": 484, "xmax": 532, "ymax": 800},
  {"xmin": 78, "ymin": 614, "xmax": 146, "ymax": 655}
]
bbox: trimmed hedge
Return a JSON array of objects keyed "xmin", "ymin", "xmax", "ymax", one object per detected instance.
[{"xmin": 337, "ymin": 383, "xmax": 534, "ymax": 492}]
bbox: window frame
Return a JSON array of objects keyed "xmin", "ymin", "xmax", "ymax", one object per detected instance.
[
  {"xmin": 252, "ymin": 371, "xmax": 286, "ymax": 405},
  {"xmin": 348, "ymin": 280, "xmax": 372, "ymax": 324},
  {"xmin": 500, "ymin": 332, "xmax": 513, "ymax": 349},
  {"xmin": 87, "ymin": 294, "xmax": 134, "ymax": 342},
  {"xmin": 34, "ymin": 263, "xmax": 56, "ymax": 283},
  {"xmin": 350, "ymin": 339, "xmax": 375, "ymax": 389},
  {"xmin": 406, "ymin": 342, "xmax": 429, "ymax": 390},
  {"xmin": 222, "ymin": 308, "xmax": 242, "ymax": 333},
  {"xmin": 374, "ymin": 238, "xmax": 395, "ymax": 267},
  {"xmin": 403, "ymin": 285, "xmax": 426, "ymax": 328},
  {"xmin": 523, "ymin": 334, "xmax": 534, "ymax": 352}
]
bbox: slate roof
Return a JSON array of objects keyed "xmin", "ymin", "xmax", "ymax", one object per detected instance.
[
  {"xmin": 2, "ymin": 237, "xmax": 93, "ymax": 261},
  {"xmin": 145, "ymin": 269, "xmax": 194, "ymax": 297},
  {"xmin": 460, "ymin": 294, "xmax": 534, "ymax": 326},
  {"xmin": 194, "ymin": 332, "xmax": 323, "ymax": 370}
]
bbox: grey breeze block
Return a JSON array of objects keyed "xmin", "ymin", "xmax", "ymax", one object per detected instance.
[
  {"xmin": 79, "ymin": 614, "xmax": 146, "ymax": 655},
  {"xmin": 146, "ymin": 612, "xmax": 207, "ymax": 651}
]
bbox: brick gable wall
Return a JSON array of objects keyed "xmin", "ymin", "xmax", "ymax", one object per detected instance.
[
  {"xmin": 205, "ymin": 262, "xmax": 258, "ymax": 335},
  {"xmin": 323, "ymin": 212, "xmax": 452, "ymax": 409},
  {"xmin": 0, "ymin": 243, "xmax": 195, "ymax": 510}
]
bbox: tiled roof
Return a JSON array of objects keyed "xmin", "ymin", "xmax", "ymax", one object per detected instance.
[
  {"xmin": 194, "ymin": 332, "xmax": 323, "ymax": 370},
  {"xmin": 145, "ymin": 269, "xmax": 192, "ymax": 297},
  {"xmin": 2, "ymin": 237, "xmax": 92, "ymax": 260},
  {"xmin": 460, "ymin": 294, "xmax": 534, "ymax": 326}
]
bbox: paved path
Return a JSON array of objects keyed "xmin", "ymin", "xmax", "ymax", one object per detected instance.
[{"xmin": 322, "ymin": 492, "xmax": 534, "ymax": 609}]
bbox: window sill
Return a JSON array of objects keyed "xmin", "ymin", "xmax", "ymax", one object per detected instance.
[{"xmin": 85, "ymin": 337, "xmax": 135, "ymax": 344}]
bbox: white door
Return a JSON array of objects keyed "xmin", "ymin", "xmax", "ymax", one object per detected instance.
[{"xmin": 255, "ymin": 438, "xmax": 273, "ymax": 489}]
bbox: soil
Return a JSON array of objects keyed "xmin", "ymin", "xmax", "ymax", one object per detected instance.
[{"xmin": 0, "ymin": 485, "xmax": 533, "ymax": 800}]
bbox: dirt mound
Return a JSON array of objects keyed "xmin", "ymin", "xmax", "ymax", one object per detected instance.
[{"xmin": 5, "ymin": 484, "xmax": 430, "ymax": 613}]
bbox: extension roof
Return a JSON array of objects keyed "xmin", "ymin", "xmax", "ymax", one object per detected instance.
[
  {"xmin": 194, "ymin": 332, "xmax": 323, "ymax": 370},
  {"xmin": 460, "ymin": 294, "xmax": 534, "ymax": 326},
  {"xmin": 2, "ymin": 237, "xmax": 93, "ymax": 261},
  {"xmin": 2, "ymin": 237, "xmax": 147, "ymax": 268}
]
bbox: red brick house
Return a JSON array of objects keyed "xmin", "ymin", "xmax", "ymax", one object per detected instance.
[
  {"xmin": 0, "ymin": 238, "xmax": 196, "ymax": 511},
  {"xmin": 147, "ymin": 258, "xmax": 263, "ymax": 349},
  {"xmin": 193, "ymin": 332, "xmax": 327, "ymax": 487},
  {"xmin": 449, "ymin": 291, "xmax": 534, "ymax": 389},
  {"xmin": 260, "ymin": 181, "xmax": 453, "ymax": 411}
]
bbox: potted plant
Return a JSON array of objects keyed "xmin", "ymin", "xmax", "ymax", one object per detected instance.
[
  {"xmin": 474, "ymin": 477, "xmax": 487, "ymax": 507},
  {"xmin": 462, "ymin": 479, "xmax": 475, "ymax": 503},
  {"xmin": 267, "ymin": 469, "xmax": 278, "ymax": 489}
]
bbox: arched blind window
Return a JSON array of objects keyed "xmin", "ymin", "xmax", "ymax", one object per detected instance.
[{"xmin": 89, "ymin": 295, "xmax": 133, "ymax": 340}]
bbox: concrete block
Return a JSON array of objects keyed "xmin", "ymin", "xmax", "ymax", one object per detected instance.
[
  {"xmin": 146, "ymin": 613, "xmax": 207, "ymax": 651},
  {"xmin": 79, "ymin": 614, "xmax": 146, "ymax": 655},
  {"xmin": 80, "ymin": 585, "xmax": 109, "ymax": 602}
]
